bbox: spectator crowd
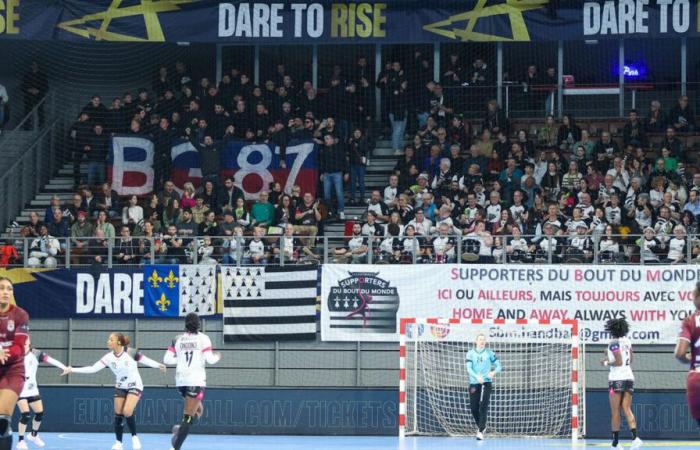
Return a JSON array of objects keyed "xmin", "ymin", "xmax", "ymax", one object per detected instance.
[{"xmin": 5, "ymin": 54, "xmax": 700, "ymax": 267}]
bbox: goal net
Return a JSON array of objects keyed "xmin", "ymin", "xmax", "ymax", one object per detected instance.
[{"xmin": 400, "ymin": 318, "xmax": 583, "ymax": 440}]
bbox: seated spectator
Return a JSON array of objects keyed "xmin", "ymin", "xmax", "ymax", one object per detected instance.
[
  {"xmin": 668, "ymin": 95, "xmax": 695, "ymax": 132},
  {"xmin": 623, "ymin": 109, "xmax": 646, "ymax": 147},
  {"xmin": 70, "ymin": 210, "xmax": 93, "ymax": 265},
  {"xmin": 566, "ymin": 224, "xmax": 593, "ymax": 263},
  {"xmin": 200, "ymin": 180, "xmax": 219, "ymax": 213},
  {"xmin": 294, "ymin": 193, "xmax": 321, "ymax": 248},
  {"xmin": 247, "ymin": 227, "xmax": 269, "ymax": 265},
  {"xmin": 474, "ymin": 129, "xmax": 493, "ymax": 158},
  {"xmin": 598, "ymin": 225, "xmax": 621, "ymax": 263},
  {"xmin": 384, "ymin": 175, "xmax": 400, "ymax": 209},
  {"xmin": 333, "ymin": 223, "xmax": 368, "ymax": 264},
  {"xmin": 219, "ymin": 177, "xmax": 245, "ymax": 213},
  {"xmin": 47, "ymin": 208, "xmax": 70, "ymax": 246},
  {"xmin": 275, "ymin": 194, "xmax": 294, "ymax": 228},
  {"xmin": 95, "ymin": 210, "xmax": 116, "ymax": 241},
  {"xmin": 637, "ymin": 227, "xmax": 663, "ymax": 264},
  {"xmin": 272, "ymin": 224, "xmax": 301, "ymax": 264},
  {"xmin": 176, "ymin": 208, "xmax": 198, "ymax": 242},
  {"xmin": 86, "ymin": 229, "xmax": 109, "ymax": 266},
  {"xmin": 222, "ymin": 226, "xmax": 245, "ymax": 265},
  {"xmin": 0, "ymin": 240, "xmax": 18, "ymax": 268},
  {"xmin": 191, "ymin": 195, "xmax": 209, "ymax": 225},
  {"xmin": 180, "ymin": 182, "xmax": 197, "ymax": 209},
  {"xmin": 429, "ymin": 223, "xmax": 456, "ymax": 263},
  {"xmin": 482, "ymin": 99, "xmax": 508, "ymax": 136},
  {"xmin": 557, "ymin": 114, "xmax": 581, "ymax": 151},
  {"xmin": 367, "ymin": 190, "xmax": 390, "ymax": 224},
  {"xmin": 159, "ymin": 224, "xmax": 185, "ymax": 264},
  {"xmin": 95, "ymin": 182, "xmax": 120, "ymax": 219},
  {"xmin": 44, "ymin": 195, "xmax": 64, "ymax": 224},
  {"xmin": 660, "ymin": 126, "xmax": 684, "ymax": 160},
  {"xmin": 198, "ymin": 210, "xmax": 221, "ymax": 237},
  {"xmin": 122, "ymin": 195, "xmax": 144, "ymax": 230},
  {"xmin": 27, "ymin": 227, "xmax": 60, "ymax": 267},
  {"xmin": 506, "ymin": 227, "xmax": 534, "ymax": 263},
  {"xmin": 114, "ymin": 226, "xmax": 139, "ymax": 265},
  {"xmin": 162, "ymin": 198, "xmax": 182, "ymax": 228},
  {"xmin": 65, "ymin": 193, "xmax": 86, "ymax": 224},
  {"xmin": 485, "ymin": 149, "xmax": 504, "ymax": 182},
  {"xmin": 407, "ymin": 208, "xmax": 432, "ymax": 237},
  {"xmin": 467, "ymin": 221, "xmax": 494, "ymax": 263},
  {"xmin": 197, "ymin": 236, "xmax": 218, "ymax": 265},
  {"xmin": 397, "ymin": 225, "xmax": 427, "ymax": 263},
  {"xmin": 537, "ymin": 115, "xmax": 557, "ymax": 149},
  {"xmin": 376, "ymin": 223, "xmax": 401, "ymax": 264},
  {"xmin": 535, "ymin": 223, "xmax": 562, "ymax": 263},
  {"xmin": 250, "ymin": 191, "xmax": 275, "ymax": 229},
  {"xmin": 646, "ymin": 100, "xmax": 667, "ymax": 133},
  {"xmin": 138, "ymin": 221, "xmax": 156, "ymax": 265}
]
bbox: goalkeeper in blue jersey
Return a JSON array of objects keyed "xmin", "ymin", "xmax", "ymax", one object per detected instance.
[{"xmin": 466, "ymin": 333, "xmax": 502, "ymax": 441}]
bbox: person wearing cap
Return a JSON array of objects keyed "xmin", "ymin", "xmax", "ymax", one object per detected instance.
[{"xmin": 568, "ymin": 223, "xmax": 593, "ymax": 263}]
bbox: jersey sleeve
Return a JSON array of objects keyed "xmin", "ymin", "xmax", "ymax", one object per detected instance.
[
  {"xmin": 72, "ymin": 354, "xmax": 108, "ymax": 374},
  {"xmin": 608, "ymin": 340, "xmax": 621, "ymax": 353},
  {"xmin": 135, "ymin": 350, "xmax": 162, "ymax": 369},
  {"xmin": 489, "ymin": 350, "xmax": 502, "ymax": 374},
  {"xmin": 465, "ymin": 350, "xmax": 479, "ymax": 380},
  {"xmin": 163, "ymin": 338, "xmax": 178, "ymax": 365},
  {"xmin": 7, "ymin": 308, "xmax": 29, "ymax": 360},
  {"xmin": 202, "ymin": 335, "xmax": 220, "ymax": 365},
  {"xmin": 679, "ymin": 317, "xmax": 693, "ymax": 342}
]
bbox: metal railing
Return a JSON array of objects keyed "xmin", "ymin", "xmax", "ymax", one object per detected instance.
[{"xmin": 4, "ymin": 232, "xmax": 698, "ymax": 268}]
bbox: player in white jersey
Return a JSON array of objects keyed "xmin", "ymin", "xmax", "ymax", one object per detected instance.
[
  {"xmin": 164, "ymin": 313, "xmax": 221, "ymax": 450},
  {"xmin": 62, "ymin": 333, "xmax": 165, "ymax": 450},
  {"xmin": 600, "ymin": 319, "xmax": 643, "ymax": 449},
  {"xmin": 15, "ymin": 338, "xmax": 65, "ymax": 450}
]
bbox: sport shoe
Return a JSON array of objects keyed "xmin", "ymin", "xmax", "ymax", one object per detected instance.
[
  {"xmin": 631, "ymin": 437, "xmax": 643, "ymax": 449},
  {"xmin": 110, "ymin": 441, "xmax": 123, "ymax": 450},
  {"xmin": 131, "ymin": 435, "xmax": 142, "ymax": 450},
  {"xmin": 476, "ymin": 431, "xmax": 484, "ymax": 440},
  {"xmin": 27, "ymin": 434, "xmax": 45, "ymax": 448},
  {"xmin": 16, "ymin": 440, "xmax": 28, "ymax": 450},
  {"xmin": 339, "ymin": 212, "xmax": 346, "ymax": 220}
]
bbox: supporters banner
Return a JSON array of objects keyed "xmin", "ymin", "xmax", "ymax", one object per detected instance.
[
  {"xmin": 110, "ymin": 137, "xmax": 317, "ymax": 199},
  {"xmin": 321, "ymin": 264, "xmax": 698, "ymax": 343},
  {"xmin": 0, "ymin": 267, "xmax": 223, "ymax": 318},
  {"xmin": 222, "ymin": 265, "xmax": 318, "ymax": 341},
  {"xmin": 2, "ymin": 1, "xmax": 700, "ymax": 43}
]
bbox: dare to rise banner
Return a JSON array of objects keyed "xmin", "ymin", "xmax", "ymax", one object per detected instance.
[
  {"xmin": 321, "ymin": 264, "xmax": 699, "ymax": 343},
  {"xmin": 1, "ymin": 1, "xmax": 700, "ymax": 44}
]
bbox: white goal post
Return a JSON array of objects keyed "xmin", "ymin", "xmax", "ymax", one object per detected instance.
[{"xmin": 399, "ymin": 318, "xmax": 584, "ymax": 440}]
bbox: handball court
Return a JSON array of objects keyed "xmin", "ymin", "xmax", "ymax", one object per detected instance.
[{"xmin": 29, "ymin": 433, "xmax": 700, "ymax": 449}]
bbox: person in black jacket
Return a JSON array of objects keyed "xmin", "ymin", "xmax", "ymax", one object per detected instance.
[
  {"xmin": 218, "ymin": 177, "xmax": 245, "ymax": 213},
  {"xmin": 319, "ymin": 133, "xmax": 347, "ymax": 220},
  {"xmin": 348, "ymin": 128, "xmax": 370, "ymax": 206},
  {"xmin": 22, "ymin": 61, "xmax": 48, "ymax": 129},
  {"xmin": 192, "ymin": 134, "xmax": 220, "ymax": 188},
  {"xmin": 85, "ymin": 123, "xmax": 109, "ymax": 187},
  {"xmin": 114, "ymin": 226, "xmax": 140, "ymax": 265}
]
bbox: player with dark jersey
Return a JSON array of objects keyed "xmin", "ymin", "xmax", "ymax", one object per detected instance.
[
  {"xmin": 675, "ymin": 281, "xmax": 700, "ymax": 429},
  {"xmin": 0, "ymin": 277, "xmax": 30, "ymax": 450}
]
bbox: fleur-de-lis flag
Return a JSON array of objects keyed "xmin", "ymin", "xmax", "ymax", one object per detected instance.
[
  {"xmin": 144, "ymin": 265, "xmax": 180, "ymax": 317},
  {"xmin": 144, "ymin": 265, "xmax": 217, "ymax": 317}
]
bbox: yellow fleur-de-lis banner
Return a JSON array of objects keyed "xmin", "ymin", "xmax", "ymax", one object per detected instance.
[{"xmin": 143, "ymin": 265, "xmax": 180, "ymax": 317}]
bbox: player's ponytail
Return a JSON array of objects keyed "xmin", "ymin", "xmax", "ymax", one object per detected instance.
[
  {"xmin": 185, "ymin": 313, "xmax": 200, "ymax": 334},
  {"xmin": 113, "ymin": 333, "xmax": 130, "ymax": 347}
]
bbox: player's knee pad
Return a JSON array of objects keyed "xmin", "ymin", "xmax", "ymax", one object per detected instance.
[
  {"xmin": 19, "ymin": 412, "xmax": 31, "ymax": 425},
  {"xmin": 33, "ymin": 412, "xmax": 43, "ymax": 423},
  {"xmin": 0, "ymin": 415, "xmax": 11, "ymax": 437}
]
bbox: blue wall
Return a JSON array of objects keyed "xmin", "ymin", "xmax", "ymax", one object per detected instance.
[{"xmin": 23, "ymin": 387, "xmax": 699, "ymax": 439}]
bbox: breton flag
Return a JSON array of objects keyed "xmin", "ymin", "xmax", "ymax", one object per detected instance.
[
  {"xmin": 143, "ymin": 265, "xmax": 216, "ymax": 317},
  {"xmin": 222, "ymin": 265, "xmax": 317, "ymax": 341}
]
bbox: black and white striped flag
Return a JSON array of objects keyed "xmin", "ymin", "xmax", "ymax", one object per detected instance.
[{"xmin": 222, "ymin": 265, "xmax": 318, "ymax": 341}]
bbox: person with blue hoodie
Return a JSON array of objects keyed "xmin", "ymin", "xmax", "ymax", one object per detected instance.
[{"xmin": 466, "ymin": 333, "xmax": 502, "ymax": 440}]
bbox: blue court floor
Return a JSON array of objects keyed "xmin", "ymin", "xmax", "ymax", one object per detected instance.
[{"xmin": 26, "ymin": 433, "xmax": 700, "ymax": 450}]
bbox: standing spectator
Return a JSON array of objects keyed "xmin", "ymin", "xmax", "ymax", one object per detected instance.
[
  {"xmin": 69, "ymin": 112, "xmax": 93, "ymax": 186},
  {"xmin": 193, "ymin": 135, "xmax": 220, "ymax": 187},
  {"xmin": 81, "ymin": 95, "xmax": 107, "ymax": 125},
  {"xmin": 21, "ymin": 61, "xmax": 48, "ymax": 129},
  {"xmin": 347, "ymin": 128, "xmax": 369, "ymax": 206},
  {"xmin": 668, "ymin": 95, "xmax": 695, "ymax": 132},
  {"xmin": 319, "ymin": 133, "xmax": 347, "ymax": 220},
  {"xmin": 442, "ymin": 52, "xmax": 464, "ymax": 87},
  {"xmin": 85, "ymin": 124, "xmax": 109, "ymax": 187},
  {"xmin": 387, "ymin": 61, "xmax": 408, "ymax": 154}
]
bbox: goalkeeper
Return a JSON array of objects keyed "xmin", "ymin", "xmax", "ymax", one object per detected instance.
[{"xmin": 466, "ymin": 333, "xmax": 502, "ymax": 441}]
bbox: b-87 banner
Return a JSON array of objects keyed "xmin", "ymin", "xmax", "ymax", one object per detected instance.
[
  {"xmin": 321, "ymin": 264, "xmax": 700, "ymax": 343},
  {"xmin": 109, "ymin": 137, "xmax": 317, "ymax": 199}
]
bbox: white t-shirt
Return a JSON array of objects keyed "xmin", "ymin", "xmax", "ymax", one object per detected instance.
[
  {"xmin": 73, "ymin": 349, "xmax": 159, "ymax": 391},
  {"xmin": 165, "ymin": 332, "xmax": 220, "ymax": 387},
  {"xmin": 607, "ymin": 337, "xmax": 634, "ymax": 381}
]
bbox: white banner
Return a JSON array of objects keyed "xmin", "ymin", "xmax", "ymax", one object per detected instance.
[{"xmin": 321, "ymin": 264, "xmax": 700, "ymax": 343}]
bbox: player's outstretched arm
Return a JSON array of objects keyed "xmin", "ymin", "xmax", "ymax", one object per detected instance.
[
  {"xmin": 135, "ymin": 351, "xmax": 166, "ymax": 372},
  {"xmin": 62, "ymin": 360, "xmax": 105, "ymax": 376}
]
